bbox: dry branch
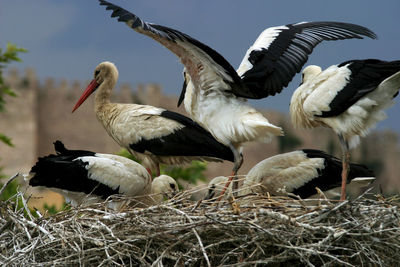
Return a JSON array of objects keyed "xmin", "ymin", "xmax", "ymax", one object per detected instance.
[{"xmin": 0, "ymin": 189, "xmax": 399, "ymax": 266}]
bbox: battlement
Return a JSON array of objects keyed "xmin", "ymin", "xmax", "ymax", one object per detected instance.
[{"xmin": 1, "ymin": 68, "xmax": 400, "ymax": 193}]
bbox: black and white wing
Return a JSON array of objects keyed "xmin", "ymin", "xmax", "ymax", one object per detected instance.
[
  {"xmin": 290, "ymin": 149, "xmax": 375, "ymax": 198},
  {"xmin": 29, "ymin": 141, "xmax": 150, "ymax": 199},
  {"xmin": 99, "ymin": 1, "xmax": 377, "ymax": 101},
  {"xmin": 316, "ymin": 59, "xmax": 400, "ymax": 117},
  {"xmin": 244, "ymin": 149, "xmax": 374, "ymax": 198},
  {"xmin": 129, "ymin": 109, "xmax": 235, "ymax": 162},
  {"xmin": 99, "ymin": 0, "xmax": 244, "ymax": 97},
  {"xmin": 29, "ymin": 142, "xmax": 120, "ymax": 199},
  {"xmin": 237, "ymin": 22, "xmax": 377, "ymax": 98}
]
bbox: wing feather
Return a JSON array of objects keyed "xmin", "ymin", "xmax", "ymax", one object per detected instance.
[
  {"xmin": 100, "ymin": 0, "xmax": 242, "ymax": 98},
  {"xmin": 238, "ymin": 22, "xmax": 377, "ymax": 98},
  {"xmin": 316, "ymin": 59, "xmax": 400, "ymax": 117}
]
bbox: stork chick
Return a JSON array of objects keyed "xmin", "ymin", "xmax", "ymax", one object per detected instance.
[
  {"xmin": 99, "ymin": 0, "xmax": 376, "ymax": 193},
  {"xmin": 151, "ymin": 175, "xmax": 179, "ymax": 203}
]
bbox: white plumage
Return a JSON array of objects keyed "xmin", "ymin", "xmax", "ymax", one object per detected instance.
[
  {"xmin": 243, "ymin": 151, "xmax": 325, "ymax": 196},
  {"xmin": 151, "ymin": 175, "xmax": 179, "ymax": 203},
  {"xmin": 79, "ymin": 154, "xmax": 150, "ymax": 197},
  {"xmin": 99, "ymin": 0, "xmax": 376, "ymax": 188},
  {"xmin": 205, "ymin": 149, "xmax": 375, "ymax": 201},
  {"xmin": 290, "ymin": 59, "xmax": 400, "ymax": 199},
  {"xmin": 236, "ymin": 25, "xmax": 289, "ymax": 77},
  {"xmin": 28, "ymin": 141, "xmax": 179, "ymax": 208},
  {"xmin": 204, "ymin": 176, "xmax": 233, "ymax": 200},
  {"xmin": 28, "ymin": 141, "xmax": 151, "ymax": 208},
  {"xmin": 72, "ymin": 62, "xmax": 234, "ymax": 175},
  {"xmin": 183, "ymin": 77, "xmax": 282, "ymax": 147}
]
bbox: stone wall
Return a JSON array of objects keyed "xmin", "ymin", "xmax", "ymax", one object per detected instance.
[
  {"xmin": 0, "ymin": 69, "xmax": 38, "ymax": 175},
  {"xmin": 1, "ymin": 69, "xmax": 400, "ymax": 198}
]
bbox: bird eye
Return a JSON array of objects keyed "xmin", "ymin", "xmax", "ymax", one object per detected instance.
[
  {"xmin": 170, "ymin": 183, "xmax": 176, "ymax": 189},
  {"xmin": 95, "ymin": 70, "xmax": 100, "ymax": 76}
]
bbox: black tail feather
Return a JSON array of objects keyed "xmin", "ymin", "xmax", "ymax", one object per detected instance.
[{"xmin": 291, "ymin": 149, "xmax": 375, "ymax": 198}]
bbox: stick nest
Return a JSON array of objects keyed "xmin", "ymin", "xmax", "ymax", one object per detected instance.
[{"xmin": 1, "ymin": 187, "xmax": 400, "ymax": 266}]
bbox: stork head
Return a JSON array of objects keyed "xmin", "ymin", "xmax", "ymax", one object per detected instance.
[
  {"xmin": 151, "ymin": 175, "xmax": 179, "ymax": 202},
  {"xmin": 72, "ymin": 61, "xmax": 119, "ymax": 112},
  {"xmin": 301, "ymin": 65, "xmax": 322, "ymax": 84},
  {"xmin": 204, "ymin": 176, "xmax": 229, "ymax": 200}
]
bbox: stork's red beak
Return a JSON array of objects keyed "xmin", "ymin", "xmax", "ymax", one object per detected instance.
[{"xmin": 72, "ymin": 79, "xmax": 99, "ymax": 113}]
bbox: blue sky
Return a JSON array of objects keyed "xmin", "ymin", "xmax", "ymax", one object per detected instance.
[{"xmin": 1, "ymin": 0, "xmax": 400, "ymax": 134}]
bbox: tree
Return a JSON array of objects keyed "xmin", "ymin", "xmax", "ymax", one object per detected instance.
[
  {"xmin": 0, "ymin": 43, "xmax": 26, "ymax": 199},
  {"xmin": 0, "ymin": 43, "xmax": 27, "ymax": 146}
]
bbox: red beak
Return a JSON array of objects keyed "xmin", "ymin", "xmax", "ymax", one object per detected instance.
[{"xmin": 72, "ymin": 79, "xmax": 99, "ymax": 113}]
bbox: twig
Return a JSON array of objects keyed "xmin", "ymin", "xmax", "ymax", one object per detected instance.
[
  {"xmin": 164, "ymin": 206, "xmax": 211, "ymax": 267},
  {"xmin": 0, "ymin": 173, "xmax": 20, "ymax": 196}
]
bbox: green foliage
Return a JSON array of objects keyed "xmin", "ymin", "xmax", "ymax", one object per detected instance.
[
  {"xmin": 0, "ymin": 43, "xmax": 26, "ymax": 204},
  {"xmin": 0, "ymin": 177, "xmax": 69, "ymax": 217},
  {"xmin": 0, "ymin": 179, "xmax": 19, "ymax": 202},
  {"xmin": 118, "ymin": 148, "xmax": 136, "ymax": 161},
  {"xmin": 0, "ymin": 133, "xmax": 14, "ymax": 147},
  {"xmin": 43, "ymin": 203, "xmax": 71, "ymax": 216},
  {"xmin": 161, "ymin": 161, "xmax": 207, "ymax": 186},
  {"xmin": 0, "ymin": 43, "xmax": 27, "ymax": 64},
  {"xmin": 0, "ymin": 43, "xmax": 27, "ymax": 113},
  {"xmin": 278, "ymin": 123, "xmax": 302, "ymax": 153},
  {"xmin": 117, "ymin": 148, "xmax": 207, "ymax": 186},
  {"xmin": 42, "ymin": 203, "xmax": 60, "ymax": 215},
  {"xmin": 0, "ymin": 42, "xmax": 26, "ymax": 148},
  {"xmin": 0, "ymin": 179, "xmax": 29, "ymax": 218}
]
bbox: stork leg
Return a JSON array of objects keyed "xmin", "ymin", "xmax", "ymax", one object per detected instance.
[
  {"xmin": 217, "ymin": 144, "xmax": 243, "ymax": 201},
  {"xmin": 155, "ymin": 165, "xmax": 161, "ymax": 177},
  {"xmin": 338, "ymin": 134, "xmax": 350, "ymax": 201}
]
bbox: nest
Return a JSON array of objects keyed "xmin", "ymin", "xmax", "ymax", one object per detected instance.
[{"xmin": 1, "ymin": 179, "xmax": 400, "ymax": 266}]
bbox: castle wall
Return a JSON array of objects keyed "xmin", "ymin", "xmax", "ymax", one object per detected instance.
[
  {"xmin": 0, "ymin": 69, "xmax": 38, "ymax": 175},
  {"xmin": 1, "ymin": 69, "xmax": 399, "ymax": 197}
]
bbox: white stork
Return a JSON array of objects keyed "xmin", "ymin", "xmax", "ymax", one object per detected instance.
[
  {"xmin": 205, "ymin": 149, "xmax": 375, "ymax": 201},
  {"xmin": 204, "ymin": 176, "xmax": 233, "ymax": 200},
  {"xmin": 290, "ymin": 59, "xmax": 400, "ymax": 200},
  {"xmin": 151, "ymin": 174, "xmax": 179, "ymax": 203},
  {"xmin": 27, "ymin": 141, "xmax": 179, "ymax": 208},
  {"xmin": 72, "ymin": 61, "xmax": 234, "ymax": 175},
  {"xmin": 99, "ymin": 0, "xmax": 377, "ymax": 192}
]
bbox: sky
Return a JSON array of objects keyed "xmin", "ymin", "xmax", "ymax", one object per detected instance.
[{"xmin": 1, "ymin": 0, "xmax": 400, "ymax": 134}]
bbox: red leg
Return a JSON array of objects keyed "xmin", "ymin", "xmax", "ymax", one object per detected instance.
[
  {"xmin": 338, "ymin": 134, "xmax": 350, "ymax": 201},
  {"xmin": 216, "ymin": 171, "xmax": 235, "ymax": 202},
  {"xmin": 155, "ymin": 165, "xmax": 160, "ymax": 177},
  {"xmin": 340, "ymin": 150, "xmax": 350, "ymax": 201},
  {"xmin": 216, "ymin": 144, "xmax": 243, "ymax": 202}
]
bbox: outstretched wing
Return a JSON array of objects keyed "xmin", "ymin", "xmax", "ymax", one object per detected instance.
[
  {"xmin": 99, "ymin": 0, "xmax": 243, "ymax": 99},
  {"xmin": 99, "ymin": 1, "xmax": 377, "ymax": 101},
  {"xmin": 237, "ymin": 22, "xmax": 377, "ymax": 98}
]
